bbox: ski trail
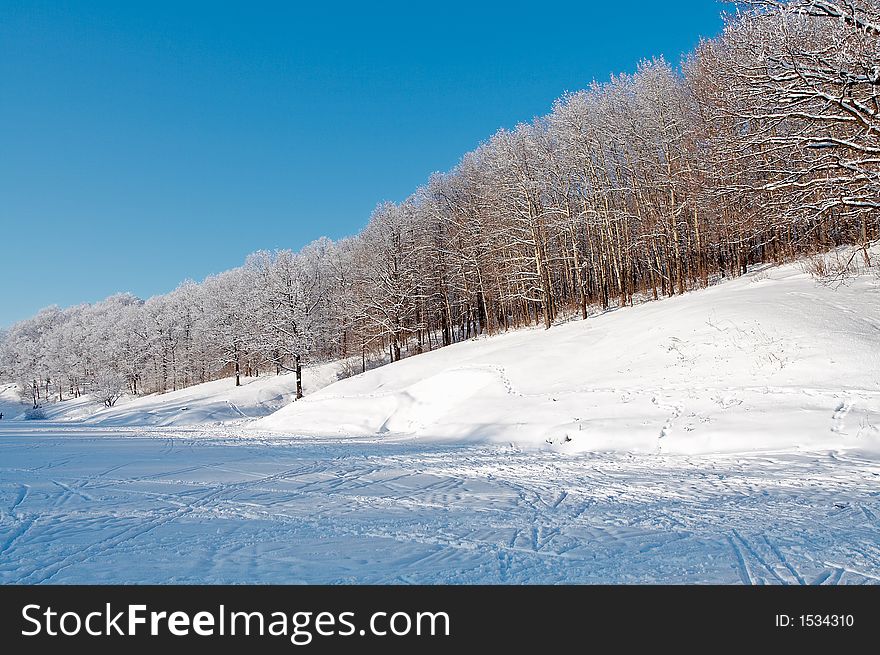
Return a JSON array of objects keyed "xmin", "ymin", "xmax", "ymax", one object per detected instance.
[
  {"xmin": 21, "ymin": 462, "xmax": 315, "ymax": 583},
  {"xmin": 9, "ymin": 485, "xmax": 28, "ymax": 514},
  {"xmin": 3, "ymin": 424, "xmax": 879, "ymax": 584},
  {"xmin": 51, "ymin": 480, "xmax": 93, "ymax": 503},
  {"xmin": 79, "ymin": 463, "xmax": 132, "ymax": 490},
  {"xmin": 731, "ymin": 530, "xmax": 787, "ymax": 585},
  {"xmin": 762, "ymin": 535, "xmax": 806, "ymax": 585},
  {"xmin": 810, "ymin": 566, "xmax": 846, "ymax": 585},
  {"xmin": 727, "ymin": 535, "xmax": 753, "ymax": 585},
  {"xmin": 0, "ymin": 518, "xmax": 35, "ymax": 557},
  {"xmin": 551, "ymin": 490, "xmax": 568, "ymax": 509},
  {"xmin": 826, "ymin": 567, "xmax": 844, "ymax": 585},
  {"xmin": 30, "ymin": 506, "xmax": 193, "ymax": 584},
  {"xmin": 811, "ymin": 570, "xmax": 832, "ymax": 585},
  {"xmin": 525, "ymin": 525, "xmax": 560, "ymax": 553}
]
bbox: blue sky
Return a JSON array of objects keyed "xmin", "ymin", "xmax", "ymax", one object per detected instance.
[{"xmin": 0, "ymin": 1, "xmax": 731, "ymax": 328}]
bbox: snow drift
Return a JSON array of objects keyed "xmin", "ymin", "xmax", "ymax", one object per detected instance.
[{"xmin": 255, "ymin": 254, "xmax": 880, "ymax": 454}]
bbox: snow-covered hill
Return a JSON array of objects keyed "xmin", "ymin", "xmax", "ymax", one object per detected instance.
[
  {"xmin": 0, "ymin": 383, "xmax": 27, "ymax": 421},
  {"xmin": 255, "ymin": 251, "xmax": 880, "ymax": 454},
  {"xmin": 8, "ymin": 359, "xmax": 352, "ymax": 426}
]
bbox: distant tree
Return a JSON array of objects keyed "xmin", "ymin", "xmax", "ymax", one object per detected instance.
[{"xmin": 95, "ymin": 370, "xmax": 125, "ymax": 408}]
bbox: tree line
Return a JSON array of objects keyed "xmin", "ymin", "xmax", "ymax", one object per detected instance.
[{"xmin": 2, "ymin": 0, "xmax": 877, "ymax": 408}]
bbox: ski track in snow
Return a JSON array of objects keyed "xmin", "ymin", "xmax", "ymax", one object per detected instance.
[{"xmin": 1, "ymin": 424, "xmax": 879, "ymax": 584}]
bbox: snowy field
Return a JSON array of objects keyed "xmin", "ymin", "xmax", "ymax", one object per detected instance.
[{"xmin": 1, "ymin": 423, "xmax": 879, "ymax": 584}]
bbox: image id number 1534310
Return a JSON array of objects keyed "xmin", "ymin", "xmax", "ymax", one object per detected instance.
[{"xmin": 775, "ymin": 614, "xmax": 854, "ymax": 628}]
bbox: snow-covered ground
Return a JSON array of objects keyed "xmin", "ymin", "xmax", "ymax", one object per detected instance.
[
  {"xmin": 1, "ymin": 250, "xmax": 879, "ymax": 583},
  {"xmin": 256, "ymin": 254, "xmax": 880, "ymax": 455},
  {"xmin": 1, "ymin": 424, "xmax": 878, "ymax": 584},
  {"xmin": 6, "ymin": 359, "xmax": 352, "ymax": 426},
  {"xmin": 0, "ymin": 384, "xmax": 26, "ymax": 421}
]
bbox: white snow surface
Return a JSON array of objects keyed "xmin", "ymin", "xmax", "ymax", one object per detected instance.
[
  {"xmin": 255, "ymin": 257, "xmax": 880, "ymax": 454},
  {"xmin": 0, "ymin": 424, "xmax": 878, "ymax": 584},
  {"xmin": 13, "ymin": 359, "xmax": 350, "ymax": 427},
  {"xmin": 0, "ymin": 384, "xmax": 26, "ymax": 420}
]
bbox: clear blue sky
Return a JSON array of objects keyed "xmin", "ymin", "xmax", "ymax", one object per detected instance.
[{"xmin": 0, "ymin": 1, "xmax": 731, "ymax": 328}]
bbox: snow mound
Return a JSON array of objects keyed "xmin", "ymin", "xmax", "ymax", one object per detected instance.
[
  {"xmin": 17, "ymin": 359, "xmax": 352, "ymax": 427},
  {"xmin": 255, "ymin": 254, "xmax": 880, "ymax": 454}
]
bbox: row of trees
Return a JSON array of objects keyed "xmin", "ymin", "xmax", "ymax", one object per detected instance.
[
  {"xmin": 1, "ymin": 0, "xmax": 877, "ymax": 408},
  {"xmin": 0, "ymin": 240, "xmax": 340, "ymax": 407}
]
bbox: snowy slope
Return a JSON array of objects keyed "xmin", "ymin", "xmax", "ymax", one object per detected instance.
[
  {"xmin": 0, "ymin": 383, "xmax": 27, "ymax": 420},
  {"xmin": 255, "ymin": 252, "xmax": 880, "ymax": 454},
  {"xmin": 14, "ymin": 359, "xmax": 352, "ymax": 427}
]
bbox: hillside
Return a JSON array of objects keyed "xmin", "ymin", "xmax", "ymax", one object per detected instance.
[
  {"xmin": 254, "ymin": 250, "xmax": 880, "ymax": 455},
  {"xmin": 0, "ymin": 383, "xmax": 27, "ymax": 420},
  {"xmin": 5, "ymin": 359, "xmax": 351, "ymax": 426}
]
